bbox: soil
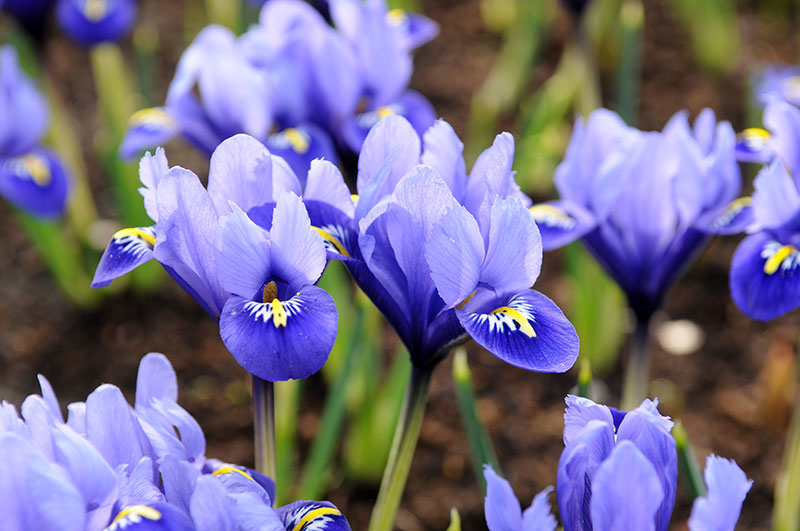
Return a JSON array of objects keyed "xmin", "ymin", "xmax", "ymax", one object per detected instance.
[{"xmin": 0, "ymin": 0, "xmax": 796, "ymax": 529}]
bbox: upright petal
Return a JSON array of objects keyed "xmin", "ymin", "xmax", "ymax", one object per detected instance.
[
  {"xmin": 269, "ymin": 192, "xmax": 327, "ymax": 288},
  {"xmin": 85, "ymin": 384, "xmax": 150, "ymax": 471},
  {"xmin": 522, "ymin": 487, "xmax": 557, "ymax": 531},
  {"xmin": 589, "ymin": 441, "xmax": 664, "ymax": 531},
  {"xmin": 421, "ymin": 119, "xmax": 467, "ymax": 202},
  {"xmin": 563, "ymin": 395, "xmax": 615, "ymax": 446},
  {"xmin": 557, "ymin": 420, "xmax": 616, "ymax": 531},
  {"xmin": 483, "ymin": 465, "xmax": 523, "ymax": 531},
  {"xmin": 426, "ymin": 202, "xmax": 484, "ymax": 308},
  {"xmin": 207, "ymin": 135, "xmax": 276, "ymax": 216},
  {"xmin": 356, "ymin": 115, "xmax": 421, "ymax": 199},
  {"xmin": 135, "ymin": 353, "xmax": 179, "ymax": 410},
  {"xmin": 481, "ymin": 197, "xmax": 543, "ymax": 294},
  {"xmin": 219, "ymin": 285, "xmax": 337, "ymax": 381},
  {"xmin": 458, "ymin": 289, "xmax": 579, "ymax": 373},
  {"xmin": 688, "ymin": 456, "xmax": 752, "ymax": 531},
  {"xmin": 215, "ymin": 203, "xmax": 271, "ymax": 300},
  {"xmin": 764, "ymin": 101, "xmax": 800, "ymax": 177},
  {"xmin": 303, "ymin": 159, "xmax": 354, "ymax": 217},
  {"xmin": 751, "ymin": 161, "xmax": 800, "ymax": 229},
  {"xmin": 139, "ymin": 147, "xmax": 171, "ymax": 223}
]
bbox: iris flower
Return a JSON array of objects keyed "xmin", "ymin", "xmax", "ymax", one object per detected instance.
[
  {"xmin": 120, "ymin": 24, "xmax": 338, "ymax": 177},
  {"xmin": 752, "ymin": 64, "xmax": 800, "ymax": 109},
  {"xmin": 93, "ymin": 135, "xmax": 341, "ymax": 382},
  {"xmin": 55, "ymin": 0, "xmax": 137, "ymax": 46},
  {"xmin": 317, "ymin": 115, "xmax": 579, "ymax": 372},
  {"xmin": 729, "ymin": 160, "xmax": 800, "ymax": 320},
  {"xmin": 0, "ymin": 352, "xmax": 351, "ymax": 530},
  {"xmin": 0, "ymin": 44, "xmax": 70, "ymax": 219},
  {"xmin": 484, "ymin": 396, "xmax": 751, "ymax": 531},
  {"xmin": 531, "ymin": 108, "xmax": 748, "ymax": 322},
  {"xmin": 120, "ymin": 0, "xmax": 437, "ymax": 170}
]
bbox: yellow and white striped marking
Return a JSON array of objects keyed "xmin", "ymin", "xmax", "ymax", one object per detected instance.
[
  {"xmin": 762, "ymin": 242, "xmax": 799, "ymax": 275},
  {"xmin": 288, "ymin": 505, "xmax": 342, "ymax": 531},
  {"xmin": 106, "ymin": 506, "xmax": 161, "ymax": 530},
  {"xmin": 529, "ymin": 204, "xmax": 576, "ymax": 230}
]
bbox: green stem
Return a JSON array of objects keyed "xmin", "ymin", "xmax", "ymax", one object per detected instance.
[
  {"xmin": 774, "ymin": 391, "xmax": 800, "ymax": 530},
  {"xmin": 673, "ymin": 420, "xmax": 707, "ymax": 500},
  {"xmin": 621, "ymin": 317, "xmax": 651, "ymax": 410},
  {"xmin": 615, "ymin": 0, "xmax": 643, "ymax": 126},
  {"xmin": 452, "ymin": 349, "xmax": 499, "ymax": 494},
  {"xmin": 578, "ymin": 358, "xmax": 592, "ymax": 398},
  {"xmin": 368, "ymin": 366, "xmax": 433, "ymax": 531},
  {"xmin": 275, "ymin": 379, "xmax": 300, "ymax": 506},
  {"xmin": 252, "ymin": 376, "xmax": 277, "ymax": 480},
  {"xmin": 297, "ymin": 305, "xmax": 366, "ymax": 500}
]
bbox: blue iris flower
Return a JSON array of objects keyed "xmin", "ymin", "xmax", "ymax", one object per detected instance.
[
  {"xmin": 530, "ymin": 108, "xmax": 749, "ymax": 321},
  {"xmin": 729, "ymin": 160, "xmax": 800, "ymax": 320},
  {"xmin": 120, "ymin": 23, "xmax": 338, "ymax": 178},
  {"xmin": 484, "ymin": 396, "xmax": 751, "ymax": 531},
  {"xmin": 311, "ymin": 115, "xmax": 579, "ymax": 371},
  {"xmin": 752, "ymin": 64, "xmax": 800, "ymax": 109},
  {"xmin": 0, "ymin": 352, "xmax": 351, "ymax": 530},
  {"xmin": 0, "ymin": 44, "xmax": 70, "ymax": 219},
  {"xmin": 56, "ymin": 0, "xmax": 137, "ymax": 46},
  {"xmin": 93, "ymin": 135, "xmax": 344, "ymax": 381},
  {"xmin": 120, "ymin": 0, "xmax": 437, "ymax": 172}
]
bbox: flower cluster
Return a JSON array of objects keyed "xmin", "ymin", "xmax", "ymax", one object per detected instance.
[
  {"xmin": 93, "ymin": 135, "xmax": 344, "ymax": 382},
  {"xmin": 314, "ymin": 115, "xmax": 580, "ymax": 372},
  {"xmin": 120, "ymin": 0, "xmax": 438, "ymax": 175},
  {"xmin": 484, "ymin": 396, "xmax": 752, "ymax": 531},
  {"xmin": 530, "ymin": 108, "xmax": 748, "ymax": 321},
  {"xmin": 0, "ymin": 44, "xmax": 70, "ymax": 218},
  {"xmin": 0, "ymin": 352, "xmax": 351, "ymax": 530}
]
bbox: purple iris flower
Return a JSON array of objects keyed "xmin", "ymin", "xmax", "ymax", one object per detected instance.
[
  {"xmin": 120, "ymin": 24, "xmax": 338, "ymax": 178},
  {"xmin": 735, "ymin": 101, "xmax": 800, "ymax": 173},
  {"xmin": 531, "ymin": 108, "xmax": 748, "ymax": 321},
  {"xmin": 328, "ymin": 0, "xmax": 438, "ymax": 151},
  {"xmin": 0, "ymin": 44, "xmax": 70, "ymax": 219},
  {"xmin": 752, "ymin": 64, "xmax": 800, "ymax": 109},
  {"xmin": 0, "ymin": 352, "xmax": 351, "ymax": 530},
  {"xmin": 93, "ymin": 135, "xmax": 341, "ymax": 381},
  {"xmin": 484, "ymin": 466, "xmax": 557, "ymax": 531},
  {"xmin": 312, "ymin": 115, "xmax": 579, "ymax": 371},
  {"xmin": 55, "ymin": 0, "xmax": 137, "ymax": 46},
  {"xmin": 483, "ymin": 395, "xmax": 751, "ymax": 531},
  {"xmin": 729, "ymin": 160, "xmax": 800, "ymax": 320},
  {"xmin": 557, "ymin": 395, "xmax": 677, "ymax": 531}
]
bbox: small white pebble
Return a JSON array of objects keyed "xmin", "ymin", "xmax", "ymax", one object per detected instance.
[{"xmin": 656, "ymin": 319, "xmax": 704, "ymax": 356}]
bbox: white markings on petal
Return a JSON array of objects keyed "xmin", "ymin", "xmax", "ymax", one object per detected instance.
[
  {"xmin": 472, "ymin": 294, "xmax": 537, "ymax": 338},
  {"xmin": 761, "ymin": 240, "xmax": 800, "ymax": 275}
]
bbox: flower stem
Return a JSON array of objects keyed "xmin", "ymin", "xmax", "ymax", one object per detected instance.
[
  {"xmin": 368, "ymin": 366, "xmax": 433, "ymax": 531},
  {"xmin": 252, "ymin": 375, "xmax": 276, "ymax": 480},
  {"xmin": 774, "ymin": 388, "xmax": 800, "ymax": 530},
  {"xmin": 621, "ymin": 317, "xmax": 651, "ymax": 410}
]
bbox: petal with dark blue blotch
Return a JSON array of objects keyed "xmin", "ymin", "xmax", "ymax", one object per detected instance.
[
  {"xmin": 207, "ymin": 134, "xmax": 274, "ymax": 216},
  {"xmin": 557, "ymin": 420, "xmax": 615, "ymax": 531},
  {"xmin": 697, "ymin": 197, "xmax": 753, "ymax": 235},
  {"xmin": 278, "ymin": 500, "xmax": 352, "ymax": 531},
  {"xmin": 92, "ymin": 226, "xmax": 156, "ymax": 288},
  {"xmin": 590, "ymin": 441, "xmax": 664, "ymax": 531},
  {"xmin": 734, "ymin": 128, "xmax": 773, "ymax": 164},
  {"xmin": 522, "ymin": 487, "xmax": 557, "ymax": 531},
  {"xmin": 135, "ymin": 353, "xmax": 178, "ymax": 410},
  {"xmin": 483, "ymin": 465, "xmax": 522, "ymax": 531},
  {"xmin": 459, "ymin": 289, "xmax": 579, "ymax": 373},
  {"xmin": 56, "ymin": 0, "xmax": 137, "ymax": 46},
  {"xmin": 730, "ymin": 232, "xmax": 800, "ymax": 320},
  {"xmin": 0, "ymin": 433, "xmax": 85, "ymax": 531},
  {"xmin": 216, "ymin": 203, "xmax": 271, "ymax": 300},
  {"xmin": 688, "ymin": 455, "xmax": 752, "ymax": 531},
  {"xmin": 563, "ymin": 395, "xmax": 614, "ymax": 446},
  {"xmin": 530, "ymin": 201, "xmax": 597, "ymax": 251},
  {"xmin": 426, "ymin": 202, "xmax": 484, "ymax": 308},
  {"xmin": 219, "ymin": 285, "xmax": 337, "ymax": 381},
  {"xmin": 270, "ymin": 192, "xmax": 327, "ymax": 288},
  {"xmin": 104, "ymin": 503, "xmax": 195, "ymax": 531},
  {"xmin": 120, "ymin": 108, "xmax": 180, "ymax": 161},
  {"xmin": 616, "ymin": 399, "xmax": 676, "ymax": 531},
  {"xmin": 0, "ymin": 149, "xmax": 70, "ymax": 219}
]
